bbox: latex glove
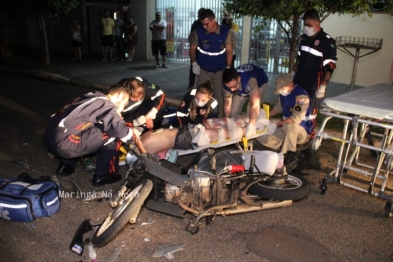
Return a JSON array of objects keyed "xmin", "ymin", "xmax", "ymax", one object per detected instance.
[
  {"xmin": 145, "ymin": 118, "xmax": 154, "ymax": 130},
  {"xmin": 146, "ymin": 108, "xmax": 158, "ymax": 120},
  {"xmin": 133, "ymin": 115, "xmax": 146, "ymax": 126},
  {"xmin": 267, "ymin": 122, "xmax": 277, "ymax": 135},
  {"xmin": 315, "ymin": 84, "xmax": 326, "ymax": 98},
  {"xmin": 192, "ymin": 62, "xmax": 201, "ymax": 75},
  {"xmin": 245, "ymin": 123, "xmax": 256, "ymax": 139},
  {"xmin": 291, "ymin": 70, "xmax": 296, "ymax": 77}
]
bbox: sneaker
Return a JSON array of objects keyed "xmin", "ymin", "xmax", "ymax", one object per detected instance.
[
  {"xmin": 155, "ymin": 63, "xmax": 161, "ymax": 67},
  {"xmin": 162, "ymin": 64, "xmax": 168, "ymax": 68},
  {"xmin": 102, "ymin": 58, "xmax": 107, "ymax": 61},
  {"xmin": 126, "ymin": 58, "xmax": 132, "ymax": 62}
]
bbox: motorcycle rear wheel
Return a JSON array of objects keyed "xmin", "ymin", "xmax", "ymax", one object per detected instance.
[
  {"xmin": 92, "ymin": 179, "xmax": 153, "ymax": 247},
  {"xmin": 249, "ymin": 174, "xmax": 310, "ymax": 201}
]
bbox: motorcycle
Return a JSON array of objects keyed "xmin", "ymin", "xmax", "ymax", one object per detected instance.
[{"xmin": 91, "ymin": 144, "xmax": 310, "ymax": 247}]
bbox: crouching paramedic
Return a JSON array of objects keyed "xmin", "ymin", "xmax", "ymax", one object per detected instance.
[
  {"xmin": 43, "ymin": 84, "xmax": 146, "ymax": 187},
  {"xmin": 255, "ymin": 73, "xmax": 313, "ymax": 164},
  {"xmin": 119, "ymin": 76, "xmax": 166, "ymax": 131}
]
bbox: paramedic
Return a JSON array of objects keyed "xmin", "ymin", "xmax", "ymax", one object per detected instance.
[
  {"xmin": 119, "ymin": 77, "xmax": 166, "ymax": 131},
  {"xmin": 43, "ymin": 84, "xmax": 146, "ymax": 186},
  {"xmin": 222, "ymin": 64, "xmax": 268, "ymax": 139},
  {"xmin": 176, "ymin": 81, "xmax": 219, "ymax": 127},
  {"xmin": 256, "ymin": 73, "xmax": 313, "ymax": 164},
  {"xmin": 189, "ymin": 8, "xmax": 236, "ymax": 117},
  {"xmin": 292, "ymin": 9, "xmax": 337, "ymax": 131}
]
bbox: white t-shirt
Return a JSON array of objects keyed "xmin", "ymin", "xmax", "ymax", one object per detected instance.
[{"xmin": 150, "ymin": 19, "xmax": 167, "ymax": 40}]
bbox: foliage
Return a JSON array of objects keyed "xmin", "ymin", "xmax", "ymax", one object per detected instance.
[{"xmin": 13, "ymin": 0, "xmax": 80, "ymax": 16}]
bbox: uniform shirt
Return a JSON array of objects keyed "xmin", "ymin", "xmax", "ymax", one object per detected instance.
[
  {"xmin": 273, "ymin": 85, "xmax": 313, "ymax": 134},
  {"xmin": 119, "ymin": 78, "xmax": 166, "ymax": 116},
  {"xmin": 223, "ymin": 64, "xmax": 268, "ymax": 98},
  {"xmin": 44, "ymin": 91, "xmax": 133, "ymax": 150},
  {"xmin": 150, "ymin": 19, "xmax": 167, "ymax": 40},
  {"xmin": 176, "ymin": 88, "xmax": 219, "ymax": 127},
  {"xmin": 294, "ymin": 29, "xmax": 337, "ymax": 96},
  {"xmin": 101, "ymin": 17, "xmax": 115, "ymax": 36},
  {"xmin": 190, "ymin": 25, "xmax": 235, "ymax": 72}
]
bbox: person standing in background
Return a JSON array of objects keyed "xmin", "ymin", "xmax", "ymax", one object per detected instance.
[
  {"xmin": 70, "ymin": 18, "xmax": 82, "ymax": 61},
  {"xmin": 189, "ymin": 9, "xmax": 235, "ymax": 117},
  {"xmin": 114, "ymin": 12, "xmax": 125, "ymax": 60},
  {"xmin": 101, "ymin": 9, "xmax": 115, "ymax": 61},
  {"xmin": 126, "ymin": 16, "xmax": 138, "ymax": 62},
  {"xmin": 149, "ymin": 12, "xmax": 168, "ymax": 68},
  {"xmin": 187, "ymin": 8, "xmax": 205, "ymax": 89},
  {"xmin": 292, "ymin": 9, "xmax": 337, "ymax": 134}
]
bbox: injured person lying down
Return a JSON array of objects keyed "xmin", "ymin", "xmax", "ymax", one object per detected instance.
[{"xmin": 140, "ymin": 113, "xmax": 270, "ymax": 154}]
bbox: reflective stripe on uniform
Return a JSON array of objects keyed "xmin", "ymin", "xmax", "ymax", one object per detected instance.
[
  {"xmin": 300, "ymin": 45, "xmax": 322, "ymax": 57},
  {"xmin": 197, "ymin": 47, "xmax": 226, "ymax": 56},
  {"xmin": 211, "ymin": 100, "xmax": 218, "ymax": 109},
  {"xmin": 176, "ymin": 111, "xmax": 189, "ymax": 117},
  {"xmin": 323, "ymin": 59, "xmax": 336, "ymax": 66},
  {"xmin": 150, "ymin": 89, "xmax": 164, "ymax": 100},
  {"xmin": 122, "ymin": 100, "xmax": 142, "ymax": 112},
  {"xmin": 190, "ymin": 89, "xmax": 197, "ymax": 95}
]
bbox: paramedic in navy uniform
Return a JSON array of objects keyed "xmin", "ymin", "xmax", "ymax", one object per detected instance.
[
  {"xmin": 189, "ymin": 8, "xmax": 236, "ymax": 117},
  {"xmin": 176, "ymin": 81, "xmax": 218, "ymax": 127},
  {"xmin": 222, "ymin": 64, "xmax": 268, "ymax": 139},
  {"xmin": 118, "ymin": 76, "xmax": 166, "ymax": 131},
  {"xmin": 43, "ymin": 84, "xmax": 146, "ymax": 187},
  {"xmin": 257, "ymin": 73, "xmax": 313, "ymax": 164},
  {"xmin": 292, "ymin": 9, "xmax": 337, "ymax": 131}
]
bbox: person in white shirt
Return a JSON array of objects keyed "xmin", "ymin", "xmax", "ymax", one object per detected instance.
[{"xmin": 149, "ymin": 12, "xmax": 168, "ymax": 68}]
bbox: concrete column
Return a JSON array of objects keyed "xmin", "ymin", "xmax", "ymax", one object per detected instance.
[{"xmin": 240, "ymin": 16, "xmax": 252, "ymax": 65}]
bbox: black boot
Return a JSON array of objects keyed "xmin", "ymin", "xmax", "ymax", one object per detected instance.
[
  {"xmin": 56, "ymin": 162, "xmax": 75, "ymax": 176},
  {"xmin": 92, "ymin": 173, "xmax": 122, "ymax": 187}
]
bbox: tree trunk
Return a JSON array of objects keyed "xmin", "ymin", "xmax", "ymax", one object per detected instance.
[
  {"xmin": 289, "ymin": 18, "xmax": 300, "ymax": 72},
  {"xmin": 38, "ymin": 12, "xmax": 50, "ymax": 66}
]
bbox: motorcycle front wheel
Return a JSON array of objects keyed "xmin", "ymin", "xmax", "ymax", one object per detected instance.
[
  {"xmin": 249, "ymin": 174, "xmax": 310, "ymax": 201},
  {"xmin": 92, "ymin": 179, "xmax": 153, "ymax": 247}
]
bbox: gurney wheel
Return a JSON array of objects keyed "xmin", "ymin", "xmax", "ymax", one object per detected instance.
[
  {"xmin": 384, "ymin": 200, "xmax": 393, "ymax": 218},
  {"xmin": 319, "ymin": 178, "xmax": 328, "ymax": 195},
  {"xmin": 386, "ymin": 156, "xmax": 393, "ymax": 172},
  {"xmin": 311, "ymin": 136, "xmax": 322, "ymax": 151}
]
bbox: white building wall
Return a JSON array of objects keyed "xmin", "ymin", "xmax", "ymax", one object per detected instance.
[{"xmin": 323, "ymin": 13, "xmax": 393, "ymax": 86}]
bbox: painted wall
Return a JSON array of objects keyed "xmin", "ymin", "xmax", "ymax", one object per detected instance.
[{"xmin": 322, "ymin": 13, "xmax": 393, "ymax": 86}]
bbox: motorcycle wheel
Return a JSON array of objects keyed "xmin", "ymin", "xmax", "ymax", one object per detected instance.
[
  {"xmin": 249, "ymin": 174, "xmax": 310, "ymax": 201},
  {"xmin": 92, "ymin": 179, "xmax": 153, "ymax": 247}
]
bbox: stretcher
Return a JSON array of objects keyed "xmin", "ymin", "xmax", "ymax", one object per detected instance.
[{"xmin": 312, "ymin": 83, "xmax": 393, "ymax": 216}]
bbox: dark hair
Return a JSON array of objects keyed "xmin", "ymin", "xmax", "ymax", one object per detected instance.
[
  {"xmin": 198, "ymin": 9, "xmax": 215, "ymax": 21},
  {"xmin": 223, "ymin": 68, "xmax": 239, "ymax": 84},
  {"xmin": 302, "ymin": 9, "xmax": 320, "ymax": 22},
  {"xmin": 156, "ymin": 12, "xmax": 161, "ymax": 16}
]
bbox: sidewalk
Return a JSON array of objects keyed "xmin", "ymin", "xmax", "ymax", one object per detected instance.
[{"xmin": 0, "ymin": 50, "xmax": 354, "ymax": 106}]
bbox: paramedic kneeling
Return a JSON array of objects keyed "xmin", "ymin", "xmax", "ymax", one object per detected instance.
[
  {"xmin": 43, "ymin": 84, "xmax": 146, "ymax": 187},
  {"xmin": 255, "ymin": 73, "xmax": 313, "ymax": 164}
]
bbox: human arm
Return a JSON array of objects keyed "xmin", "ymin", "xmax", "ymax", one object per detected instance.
[
  {"xmin": 246, "ymin": 78, "xmax": 260, "ymax": 125},
  {"xmin": 130, "ymin": 24, "xmax": 138, "ymax": 38},
  {"xmin": 189, "ymin": 31, "xmax": 198, "ymax": 63},
  {"xmin": 223, "ymin": 95, "xmax": 232, "ymax": 118},
  {"xmin": 224, "ymin": 30, "xmax": 234, "ymax": 68}
]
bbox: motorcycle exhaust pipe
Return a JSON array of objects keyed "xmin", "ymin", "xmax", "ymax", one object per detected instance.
[{"xmin": 216, "ymin": 200, "xmax": 292, "ymax": 216}]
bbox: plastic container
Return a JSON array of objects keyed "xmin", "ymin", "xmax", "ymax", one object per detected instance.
[{"xmin": 244, "ymin": 150, "xmax": 279, "ymax": 175}]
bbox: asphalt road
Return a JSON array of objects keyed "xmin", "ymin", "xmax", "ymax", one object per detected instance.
[{"xmin": 1, "ymin": 72, "xmax": 393, "ymax": 262}]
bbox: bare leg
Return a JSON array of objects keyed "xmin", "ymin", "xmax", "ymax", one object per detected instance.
[
  {"xmin": 140, "ymin": 129, "xmax": 179, "ymax": 154},
  {"xmin": 77, "ymin": 47, "xmax": 82, "ymax": 61},
  {"xmin": 130, "ymin": 46, "xmax": 135, "ymax": 60},
  {"xmin": 162, "ymin": 55, "xmax": 166, "ymax": 64},
  {"xmin": 154, "ymin": 55, "xmax": 159, "ymax": 64}
]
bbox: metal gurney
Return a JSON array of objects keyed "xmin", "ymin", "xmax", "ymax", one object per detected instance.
[{"xmin": 312, "ymin": 83, "xmax": 393, "ymax": 216}]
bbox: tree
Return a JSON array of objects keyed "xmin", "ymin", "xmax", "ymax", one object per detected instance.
[
  {"xmin": 5, "ymin": 0, "xmax": 79, "ymax": 66},
  {"xmin": 223, "ymin": 0, "xmax": 393, "ymax": 71}
]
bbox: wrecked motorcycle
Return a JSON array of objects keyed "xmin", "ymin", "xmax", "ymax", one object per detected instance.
[{"xmin": 91, "ymin": 145, "xmax": 310, "ymax": 247}]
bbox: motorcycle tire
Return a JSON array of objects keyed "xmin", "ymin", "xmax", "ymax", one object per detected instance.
[
  {"xmin": 92, "ymin": 179, "xmax": 153, "ymax": 247},
  {"xmin": 249, "ymin": 174, "xmax": 310, "ymax": 201}
]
